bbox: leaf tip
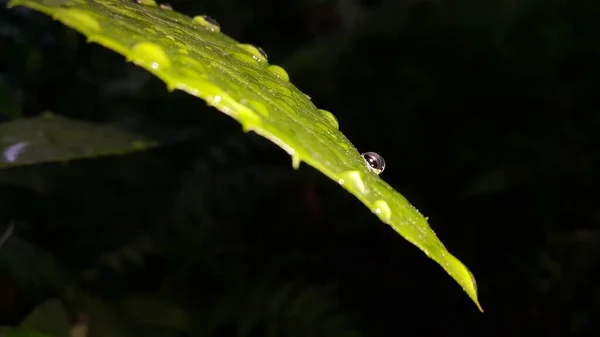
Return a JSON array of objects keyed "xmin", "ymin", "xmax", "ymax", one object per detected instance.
[{"xmin": 468, "ymin": 271, "xmax": 484, "ymax": 312}]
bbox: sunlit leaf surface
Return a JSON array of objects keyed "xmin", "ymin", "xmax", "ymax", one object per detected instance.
[{"xmin": 7, "ymin": 0, "xmax": 482, "ymax": 310}]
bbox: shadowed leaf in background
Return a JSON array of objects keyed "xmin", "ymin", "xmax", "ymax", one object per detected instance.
[{"xmin": 0, "ymin": 113, "xmax": 159, "ymax": 168}]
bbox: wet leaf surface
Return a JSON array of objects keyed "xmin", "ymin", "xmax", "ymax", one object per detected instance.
[{"xmin": 7, "ymin": 0, "xmax": 482, "ymax": 310}]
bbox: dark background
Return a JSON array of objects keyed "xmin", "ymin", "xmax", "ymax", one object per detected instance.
[{"xmin": 1, "ymin": 0, "xmax": 599, "ymax": 336}]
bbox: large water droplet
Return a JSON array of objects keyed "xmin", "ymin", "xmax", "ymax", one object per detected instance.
[
  {"xmin": 192, "ymin": 15, "xmax": 221, "ymax": 32},
  {"xmin": 56, "ymin": 9, "xmax": 100, "ymax": 31},
  {"xmin": 134, "ymin": 0, "xmax": 158, "ymax": 6},
  {"xmin": 236, "ymin": 44, "xmax": 268, "ymax": 63},
  {"xmin": 231, "ymin": 52, "xmax": 259, "ymax": 65},
  {"xmin": 362, "ymin": 152, "xmax": 385, "ymax": 175},
  {"xmin": 248, "ymin": 100, "xmax": 270, "ymax": 117},
  {"xmin": 3, "ymin": 142, "xmax": 28, "ymax": 163},
  {"xmin": 338, "ymin": 170, "xmax": 366, "ymax": 194},
  {"xmin": 130, "ymin": 42, "xmax": 171, "ymax": 70},
  {"xmin": 267, "ymin": 65, "xmax": 289, "ymax": 81},
  {"xmin": 372, "ymin": 200, "xmax": 391, "ymax": 222},
  {"xmin": 318, "ymin": 109, "xmax": 339, "ymax": 130}
]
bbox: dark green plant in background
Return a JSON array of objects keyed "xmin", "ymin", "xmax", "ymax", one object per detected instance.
[{"xmin": 2, "ymin": 0, "xmax": 600, "ymax": 335}]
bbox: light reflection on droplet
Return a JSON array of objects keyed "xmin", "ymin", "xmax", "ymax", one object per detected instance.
[{"xmin": 362, "ymin": 151, "xmax": 386, "ymax": 174}]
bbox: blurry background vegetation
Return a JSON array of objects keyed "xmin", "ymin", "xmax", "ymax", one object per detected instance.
[{"xmin": 1, "ymin": 0, "xmax": 599, "ymax": 336}]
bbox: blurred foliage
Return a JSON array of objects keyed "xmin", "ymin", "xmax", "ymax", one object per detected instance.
[{"xmin": 0, "ymin": 0, "xmax": 599, "ymax": 336}]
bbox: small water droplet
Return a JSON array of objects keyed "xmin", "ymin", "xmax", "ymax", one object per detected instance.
[
  {"xmin": 133, "ymin": 0, "xmax": 157, "ymax": 6},
  {"xmin": 267, "ymin": 65, "xmax": 289, "ymax": 81},
  {"xmin": 318, "ymin": 109, "xmax": 339, "ymax": 130},
  {"xmin": 362, "ymin": 152, "xmax": 386, "ymax": 175},
  {"xmin": 338, "ymin": 170, "xmax": 366, "ymax": 194},
  {"xmin": 192, "ymin": 15, "xmax": 221, "ymax": 32},
  {"xmin": 3, "ymin": 142, "xmax": 28, "ymax": 163},
  {"xmin": 372, "ymin": 200, "xmax": 391, "ymax": 222},
  {"xmin": 291, "ymin": 153, "xmax": 301, "ymax": 170},
  {"xmin": 130, "ymin": 42, "xmax": 171, "ymax": 70},
  {"xmin": 159, "ymin": 3, "xmax": 172, "ymax": 10},
  {"xmin": 236, "ymin": 44, "xmax": 268, "ymax": 63},
  {"xmin": 57, "ymin": 9, "xmax": 100, "ymax": 31}
]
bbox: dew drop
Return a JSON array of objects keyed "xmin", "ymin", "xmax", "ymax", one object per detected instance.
[
  {"xmin": 372, "ymin": 200, "xmax": 391, "ymax": 222},
  {"xmin": 159, "ymin": 3, "xmax": 173, "ymax": 10},
  {"xmin": 231, "ymin": 52, "xmax": 259, "ymax": 65},
  {"xmin": 56, "ymin": 9, "xmax": 100, "ymax": 31},
  {"xmin": 248, "ymin": 100, "xmax": 270, "ymax": 117},
  {"xmin": 130, "ymin": 42, "xmax": 171, "ymax": 70},
  {"xmin": 267, "ymin": 65, "xmax": 289, "ymax": 81},
  {"xmin": 236, "ymin": 44, "xmax": 268, "ymax": 63},
  {"xmin": 133, "ymin": 0, "xmax": 158, "ymax": 6},
  {"xmin": 361, "ymin": 152, "xmax": 385, "ymax": 175},
  {"xmin": 256, "ymin": 47, "xmax": 268, "ymax": 60},
  {"xmin": 337, "ymin": 170, "xmax": 366, "ymax": 194},
  {"xmin": 291, "ymin": 153, "xmax": 301, "ymax": 170},
  {"xmin": 318, "ymin": 109, "xmax": 339, "ymax": 130},
  {"xmin": 192, "ymin": 15, "xmax": 221, "ymax": 32},
  {"xmin": 3, "ymin": 142, "xmax": 28, "ymax": 163}
]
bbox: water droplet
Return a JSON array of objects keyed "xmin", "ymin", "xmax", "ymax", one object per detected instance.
[
  {"xmin": 338, "ymin": 170, "xmax": 366, "ymax": 194},
  {"xmin": 133, "ymin": 0, "xmax": 157, "ymax": 6},
  {"xmin": 56, "ymin": 9, "xmax": 100, "ymax": 31},
  {"xmin": 372, "ymin": 200, "xmax": 391, "ymax": 222},
  {"xmin": 3, "ymin": 142, "xmax": 28, "ymax": 163},
  {"xmin": 267, "ymin": 65, "xmax": 289, "ymax": 81},
  {"xmin": 256, "ymin": 47, "xmax": 268, "ymax": 60},
  {"xmin": 318, "ymin": 109, "xmax": 338, "ymax": 130},
  {"xmin": 362, "ymin": 152, "xmax": 386, "ymax": 175},
  {"xmin": 130, "ymin": 42, "xmax": 171, "ymax": 70},
  {"xmin": 192, "ymin": 15, "xmax": 221, "ymax": 32},
  {"xmin": 236, "ymin": 44, "xmax": 268, "ymax": 63},
  {"xmin": 291, "ymin": 153, "xmax": 301, "ymax": 170},
  {"xmin": 231, "ymin": 52, "xmax": 259, "ymax": 65},
  {"xmin": 159, "ymin": 3, "xmax": 172, "ymax": 10},
  {"xmin": 248, "ymin": 100, "xmax": 270, "ymax": 117}
]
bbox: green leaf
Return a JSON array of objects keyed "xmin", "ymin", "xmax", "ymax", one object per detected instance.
[
  {"xmin": 7, "ymin": 0, "xmax": 483, "ymax": 311},
  {"xmin": 19, "ymin": 299, "xmax": 71, "ymax": 337},
  {"xmin": 0, "ymin": 113, "xmax": 158, "ymax": 168},
  {"xmin": 0, "ymin": 327, "xmax": 57, "ymax": 337},
  {"xmin": 118, "ymin": 295, "xmax": 191, "ymax": 332}
]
